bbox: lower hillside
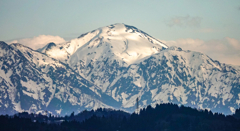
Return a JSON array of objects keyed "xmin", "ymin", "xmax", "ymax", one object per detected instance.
[{"xmin": 1, "ymin": 103, "xmax": 240, "ymax": 131}]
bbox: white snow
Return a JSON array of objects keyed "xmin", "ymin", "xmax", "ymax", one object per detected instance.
[
  {"xmin": 13, "ymin": 101, "xmax": 24, "ymax": 112},
  {"xmin": 112, "ymin": 87, "xmax": 118, "ymax": 100},
  {"xmin": 229, "ymin": 107, "xmax": 235, "ymax": 114},
  {"xmin": 142, "ymin": 100, "xmax": 147, "ymax": 106},
  {"xmin": 42, "ymin": 23, "xmax": 167, "ymax": 69},
  {"xmin": 21, "ymin": 80, "xmax": 44, "ymax": 100},
  {"xmin": 122, "ymin": 93, "xmax": 139, "ymax": 108},
  {"xmin": 33, "ymin": 23, "xmax": 169, "ymax": 94},
  {"xmin": 150, "ymin": 88, "xmax": 158, "ymax": 99},
  {"xmin": 236, "ymin": 94, "xmax": 240, "ymax": 105}
]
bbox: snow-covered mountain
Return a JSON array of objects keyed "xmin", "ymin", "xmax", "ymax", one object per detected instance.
[
  {"xmin": 41, "ymin": 23, "xmax": 168, "ymax": 93},
  {"xmin": 1, "ymin": 23, "xmax": 240, "ymax": 115},
  {"xmin": 108, "ymin": 46, "xmax": 240, "ymax": 114},
  {"xmin": 40, "ymin": 23, "xmax": 240, "ymax": 114},
  {"xmin": 0, "ymin": 41, "xmax": 120, "ymax": 115}
]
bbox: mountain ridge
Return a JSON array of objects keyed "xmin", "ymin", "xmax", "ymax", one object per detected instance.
[
  {"xmin": 0, "ymin": 41, "xmax": 121, "ymax": 115},
  {"xmin": 1, "ymin": 23, "xmax": 240, "ymax": 115}
]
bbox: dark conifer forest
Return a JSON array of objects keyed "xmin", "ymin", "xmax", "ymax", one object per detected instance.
[{"xmin": 1, "ymin": 103, "xmax": 240, "ymax": 131}]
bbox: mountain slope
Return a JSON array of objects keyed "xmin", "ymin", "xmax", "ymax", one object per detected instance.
[
  {"xmin": 2, "ymin": 23, "xmax": 240, "ymax": 115},
  {"xmin": 0, "ymin": 41, "xmax": 119, "ymax": 115},
  {"xmin": 39, "ymin": 23, "xmax": 240, "ymax": 114},
  {"xmin": 107, "ymin": 46, "xmax": 240, "ymax": 114},
  {"xmin": 42, "ymin": 23, "xmax": 168, "ymax": 92}
]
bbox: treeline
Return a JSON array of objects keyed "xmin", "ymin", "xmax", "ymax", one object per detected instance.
[
  {"xmin": 6, "ymin": 108, "xmax": 130, "ymax": 123},
  {"xmin": 1, "ymin": 103, "xmax": 240, "ymax": 131}
]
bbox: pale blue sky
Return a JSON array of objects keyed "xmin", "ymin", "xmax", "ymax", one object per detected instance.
[
  {"xmin": 1, "ymin": 0, "xmax": 240, "ymax": 65},
  {"xmin": 1, "ymin": 0, "xmax": 239, "ymax": 41}
]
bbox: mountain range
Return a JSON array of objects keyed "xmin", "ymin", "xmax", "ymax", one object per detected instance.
[{"xmin": 0, "ymin": 23, "xmax": 240, "ymax": 115}]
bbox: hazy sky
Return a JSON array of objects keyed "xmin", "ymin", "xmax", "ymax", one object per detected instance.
[{"xmin": 1, "ymin": 0, "xmax": 240, "ymax": 65}]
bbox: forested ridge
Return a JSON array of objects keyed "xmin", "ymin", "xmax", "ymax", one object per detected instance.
[{"xmin": 1, "ymin": 103, "xmax": 240, "ymax": 131}]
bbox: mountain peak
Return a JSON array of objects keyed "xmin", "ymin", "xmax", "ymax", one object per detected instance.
[
  {"xmin": 46, "ymin": 42, "xmax": 56, "ymax": 49},
  {"xmin": 10, "ymin": 43, "xmax": 34, "ymax": 51},
  {"xmin": 0, "ymin": 41, "xmax": 8, "ymax": 45},
  {"xmin": 40, "ymin": 23, "xmax": 168, "ymax": 65},
  {"xmin": 0, "ymin": 41, "xmax": 9, "ymax": 49},
  {"xmin": 1, "ymin": 24, "xmax": 240, "ymax": 115}
]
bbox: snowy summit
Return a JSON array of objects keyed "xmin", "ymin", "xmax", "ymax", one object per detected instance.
[
  {"xmin": 41, "ymin": 23, "xmax": 168, "ymax": 65},
  {"xmin": 1, "ymin": 23, "xmax": 240, "ymax": 115}
]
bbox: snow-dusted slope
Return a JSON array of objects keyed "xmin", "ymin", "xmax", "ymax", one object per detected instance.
[
  {"xmin": 107, "ymin": 46, "xmax": 240, "ymax": 114},
  {"xmin": 2, "ymin": 23, "xmax": 240, "ymax": 115},
  {"xmin": 38, "ymin": 23, "xmax": 240, "ymax": 114},
  {"xmin": 66, "ymin": 23, "xmax": 168, "ymax": 65},
  {"xmin": 42, "ymin": 23, "xmax": 168, "ymax": 92},
  {"xmin": 38, "ymin": 42, "xmax": 70, "ymax": 63},
  {"xmin": 0, "ymin": 41, "xmax": 119, "ymax": 115}
]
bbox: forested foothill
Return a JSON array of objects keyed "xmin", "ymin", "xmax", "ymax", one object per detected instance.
[{"xmin": 1, "ymin": 103, "xmax": 240, "ymax": 131}]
